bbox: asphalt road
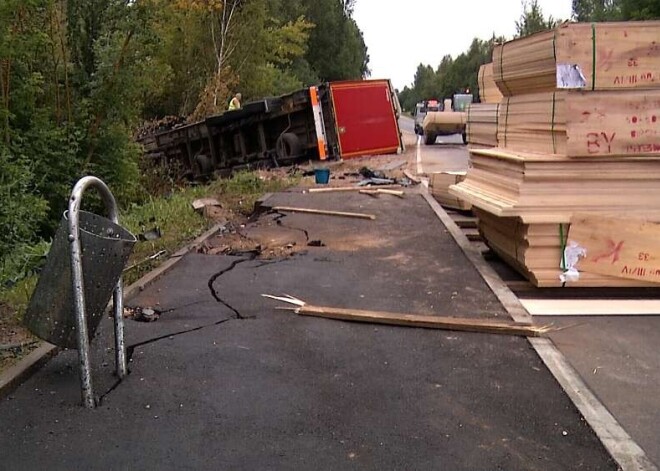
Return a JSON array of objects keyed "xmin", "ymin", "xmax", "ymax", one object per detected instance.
[
  {"xmin": 0, "ymin": 189, "xmax": 616, "ymax": 470},
  {"xmin": 398, "ymin": 115, "xmax": 415, "ymax": 134},
  {"xmin": 417, "ymin": 133, "xmax": 469, "ymax": 175}
]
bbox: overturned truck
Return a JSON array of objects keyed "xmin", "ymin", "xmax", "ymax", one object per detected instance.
[{"xmin": 139, "ymin": 80, "xmax": 404, "ymax": 179}]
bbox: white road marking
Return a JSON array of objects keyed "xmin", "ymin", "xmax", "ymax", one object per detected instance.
[
  {"xmin": 416, "ymin": 135, "xmax": 423, "ymax": 175},
  {"xmin": 422, "ymin": 191, "xmax": 657, "ymax": 471}
]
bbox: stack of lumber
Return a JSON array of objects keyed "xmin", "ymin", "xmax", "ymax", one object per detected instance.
[
  {"xmin": 475, "ymin": 209, "xmax": 654, "ymax": 287},
  {"xmin": 493, "ymin": 21, "xmax": 660, "ymax": 96},
  {"xmin": 466, "ymin": 103, "xmax": 499, "ymax": 148},
  {"xmin": 497, "ymin": 90, "xmax": 660, "ymax": 156},
  {"xmin": 452, "ymin": 148, "xmax": 660, "ymax": 223},
  {"xmin": 478, "ymin": 63, "xmax": 503, "ymax": 103},
  {"xmin": 451, "ymin": 20, "xmax": 660, "ymax": 287},
  {"xmin": 429, "ymin": 172, "xmax": 471, "ymax": 211}
]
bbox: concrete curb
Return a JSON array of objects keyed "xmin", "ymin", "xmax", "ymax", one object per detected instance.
[
  {"xmin": 0, "ymin": 343, "xmax": 58, "ymax": 400},
  {"xmin": 0, "ymin": 220, "xmax": 229, "ymax": 399},
  {"xmin": 421, "ymin": 187, "xmax": 657, "ymax": 471}
]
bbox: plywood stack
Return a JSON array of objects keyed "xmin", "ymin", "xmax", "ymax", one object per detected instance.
[
  {"xmin": 451, "ymin": 20, "xmax": 660, "ymax": 287},
  {"xmin": 466, "ymin": 103, "xmax": 499, "ymax": 148},
  {"xmin": 475, "ymin": 208, "xmax": 655, "ymax": 287},
  {"xmin": 430, "ymin": 172, "xmax": 472, "ymax": 211},
  {"xmin": 468, "ymin": 63, "xmax": 503, "ymax": 149},
  {"xmin": 477, "ymin": 63, "xmax": 503, "ymax": 103}
]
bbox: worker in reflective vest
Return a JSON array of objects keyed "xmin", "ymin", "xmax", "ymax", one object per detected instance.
[{"xmin": 228, "ymin": 93, "xmax": 242, "ymax": 111}]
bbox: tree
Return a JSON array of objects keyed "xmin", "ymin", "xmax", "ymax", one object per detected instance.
[
  {"xmin": 516, "ymin": 0, "xmax": 557, "ymax": 37},
  {"xmin": 302, "ymin": 0, "xmax": 369, "ymax": 81},
  {"xmin": 618, "ymin": 0, "xmax": 660, "ymax": 19},
  {"xmin": 572, "ymin": 0, "xmax": 620, "ymax": 20}
]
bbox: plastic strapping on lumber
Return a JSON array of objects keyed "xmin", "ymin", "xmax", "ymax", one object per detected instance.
[
  {"xmin": 591, "ymin": 23, "xmax": 597, "ymax": 91},
  {"xmin": 479, "ymin": 67, "xmax": 484, "ymax": 101},
  {"xmin": 467, "ymin": 102, "xmax": 472, "ymax": 137},
  {"xmin": 559, "ymin": 223, "xmax": 567, "ymax": 271},
  {"xmin": 551, "ymin": 92, "xmax": 557, "ymax": 154}
]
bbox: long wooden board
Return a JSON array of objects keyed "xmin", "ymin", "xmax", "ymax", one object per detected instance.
[
  {"xmin": 569, "ymin": 214, "xmax": 660, "ymax": 284},
  {"xmin": 295, "ymin": 304, "xmax": 548, "ymax": 337}
]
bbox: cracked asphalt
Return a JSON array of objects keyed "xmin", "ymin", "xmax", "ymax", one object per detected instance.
[{"xmin": 0, "ymin": 189, "xmax": 616, "ymax": 470}]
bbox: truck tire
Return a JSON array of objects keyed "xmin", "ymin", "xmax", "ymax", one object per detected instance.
[
  {"xmin": 424, "ymin": 133, "xmax": 436, "ymax": 145},
  {"xmin": 276, "ymin": 133, "xmax": 302, "ymax": 160}
]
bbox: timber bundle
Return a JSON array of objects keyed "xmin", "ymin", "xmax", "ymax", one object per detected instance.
[{"xmin": 456, "ymin": 20, "xmax": 660, "ymax": 287}]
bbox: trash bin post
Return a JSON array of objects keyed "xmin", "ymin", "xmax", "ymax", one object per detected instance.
[{"xmin": 68, "ymin": 176, "xmax": 128, "ymax": 408}]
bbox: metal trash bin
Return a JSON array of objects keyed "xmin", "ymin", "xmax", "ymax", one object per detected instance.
[{"xmin": 24, "ymin": 210, "xmax": 136, "ymax": 349}]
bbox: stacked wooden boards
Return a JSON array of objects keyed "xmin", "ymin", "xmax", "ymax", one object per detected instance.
[
  {"xmin": 451, "ymin": 20, "xmax": 660, "ymax": 287},
  {"xmin": 493, "ymin": 21, "xmax": 660, "ymax": 96},
  {"xmin": 468, "ymin": 63, "xmax": 503, "ymax": 149},
  {"xmin": 429, "ymin": 172, "xmax": 471, "ymax": 211},
  {"xmin": 466, "ymin": 103, "xmax": 499, "ymax": 148},
  {"xmin": 497, "ymin": 90, "xmax": 660, "ymax": 156},
  {"xmin": 477, "ymin": 63, "xmax": 503, "ymax": 103}
]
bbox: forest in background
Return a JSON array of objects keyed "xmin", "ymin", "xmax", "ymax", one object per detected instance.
[
  {"xmin": 397, "ymin": 0, "xmax": 660, "ymax": 112},
  {"xmin": 0, "ymin": 0, "xmax": 368, "ymax": 286}
]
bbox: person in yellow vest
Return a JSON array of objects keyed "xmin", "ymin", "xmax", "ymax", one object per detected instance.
[{"xmin": 228, "ymin": 93, "xmax": 242, "ymax": 111}]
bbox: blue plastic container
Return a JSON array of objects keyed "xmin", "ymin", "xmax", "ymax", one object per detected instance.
[{"xmin": 314, "ymin": 168, "xmax": 330, "ymax": 184}]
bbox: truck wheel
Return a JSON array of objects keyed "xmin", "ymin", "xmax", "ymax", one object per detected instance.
[
  {"xmin": 276, "ymin": 133, "xmax": 302, "ymax": 160},
  {"xmin": 424, "ymin": 133, "xmax": 436, "ymax": 145},
  {"xmin": 462, "ymin": 131, "xmax": 468, "ymax": 145}
]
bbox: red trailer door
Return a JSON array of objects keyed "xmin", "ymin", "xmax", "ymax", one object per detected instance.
[{"xmin": 329, "ymin": 80, "xmax": 402, "ymax": 159}]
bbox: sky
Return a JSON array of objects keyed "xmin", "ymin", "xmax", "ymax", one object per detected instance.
[{"xmin": 353, "ymin": 0, "xmax": 573, "ymax": 90}]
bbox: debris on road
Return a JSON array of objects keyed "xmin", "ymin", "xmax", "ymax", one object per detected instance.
[
  {"xmin": 124, "ymin": 306, "xmax": 161, "ymax": 323},
  {"xmin": 262, "ymin": 294, "xmax": 552, "ymax": 337},
  {"xmin": 272, "ymin": 206, "xmax": 376, "ymax": 220},
  {"xmin": 192, "ymin": 198, "xmax": 222, "ymax": 212},
  {"xmin": 359, "ymin": 189, "xmax": 404, "ymax": 198},
  {"xmin": 403, "ymin": 170, "xmax": 421, "ymax": 185},
  {"xmin": 357, "ymin": 177, "xmax": 396, "ymax": 186},
  {"xmin": 307, "ymin": 184, "xmax": 402, "ymax": 193}
]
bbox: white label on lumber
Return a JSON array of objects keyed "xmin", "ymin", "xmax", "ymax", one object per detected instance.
[
  {"xmin": 569, "ymin": 214, "xmax": 660, "ymax": 284},
  {"xmin": 557, "ymin": 64, "xmax": 587, "ymax": 89}
]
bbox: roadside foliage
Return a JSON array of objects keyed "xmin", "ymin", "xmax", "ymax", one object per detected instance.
[{"xmin": 0, "ymin": 0, "xmax": 368, "ymax": 298}]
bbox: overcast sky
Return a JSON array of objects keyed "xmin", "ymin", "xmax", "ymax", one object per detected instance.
[{"xmin": 353, "ymin": 0, "xmax": 573, "ymax": 90}]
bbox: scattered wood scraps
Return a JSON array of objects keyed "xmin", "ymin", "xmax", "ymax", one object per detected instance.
[
  {"xmin": 359, "ymin": 189, "xmax": 404, "ymax": 198},
  {"xmin": 262, "ymin": 295, "xmax": 552, "ymax": 337},
  {"xmin": 307, "ymin": 185, "xmax": 402, "ymax": 193},
  {"xmin": 272, "ymin": 206, "xmax": 376, "ymax": 220}
]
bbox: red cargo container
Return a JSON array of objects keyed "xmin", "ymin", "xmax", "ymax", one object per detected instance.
[{"xmin": 330, "ymin": 80, "xmax": 403, "ymax": 160}]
